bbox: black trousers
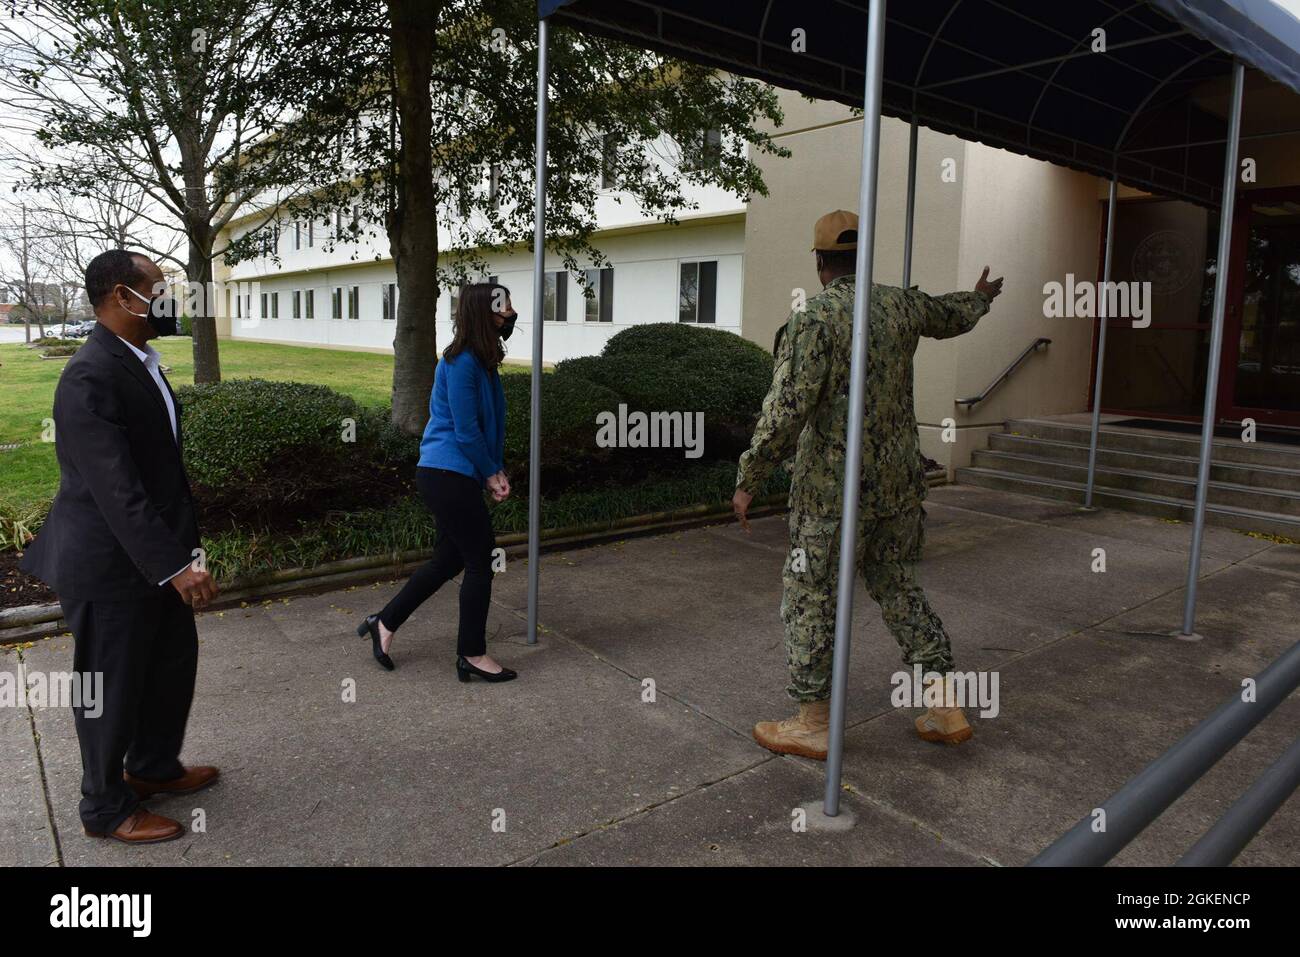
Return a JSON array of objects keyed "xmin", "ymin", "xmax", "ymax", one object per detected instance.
[
  {"xmin": 379, "ymin": 467, "xmax": 495, "ymax": 657},
  {"xmin": 61, "ymin": 592, "xmax": 198, "ymax": 833}
]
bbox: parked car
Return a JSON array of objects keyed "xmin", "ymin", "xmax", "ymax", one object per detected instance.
[{"xmin": 62, "ymin": 320, "xmax": 96, "ymax": 338}]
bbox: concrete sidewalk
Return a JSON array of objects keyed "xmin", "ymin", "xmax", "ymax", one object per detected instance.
[{"xmin": 3, "ymin": 484, "xmax": 1298, "ymax": 866}]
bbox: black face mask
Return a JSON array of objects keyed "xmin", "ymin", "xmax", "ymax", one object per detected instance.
[
  {"xmin": 125, "ymin": 286, "xmax": 179, "ymax": 337},
  {"xmin": 498, "ymin": 312, "xmax": 517, "ymax": 341}
]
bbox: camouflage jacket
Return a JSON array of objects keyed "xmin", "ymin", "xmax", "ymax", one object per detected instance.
[{"xmin": 736, "ymin": 275, "xmax": 990, "ymax": 519}]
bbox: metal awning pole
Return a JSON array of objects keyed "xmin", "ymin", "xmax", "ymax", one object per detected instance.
[
  {"xmin": 824, "ymin": 0, "xmax": 886, "ymax": 818},
  {"xmin": 902, "ymin": 117, "xmax": 918, "ymax": 288},
  {"xmin": 1084, "ymin": 176, "xmax": 1118, "ymax": 507},
  {"xmin": 1181, "ymin": 59, "xmax": 1244, "ymax": 638},
  {"xmin": 526, "ymin": 17, "xmax": 550, "ymax": 645}
]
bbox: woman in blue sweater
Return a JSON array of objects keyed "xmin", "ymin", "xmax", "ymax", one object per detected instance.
[{"xmin": 358, "ymin": 283, "xmax": 518, "ymax": 683}]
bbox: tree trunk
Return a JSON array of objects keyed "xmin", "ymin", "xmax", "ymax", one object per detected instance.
[
  {"xmin": 23, "ymin": 318, "xmax": 31, "ymax": 344},
  {"xmin": 387, "ymin": 0, "xmax": 442, "ymax": 436},
  {"xmin": 188, "ymin": 229, "xmax": 221, "ymax": 384}
]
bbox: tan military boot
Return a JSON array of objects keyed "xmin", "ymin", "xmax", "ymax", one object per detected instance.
[
  {"xmin": 915, "ymin": 674, "xmax": 973, "ymax": 745},
  {"xmin": 753, "ymin": 700, "xmax": 829, "ymax": 760}
]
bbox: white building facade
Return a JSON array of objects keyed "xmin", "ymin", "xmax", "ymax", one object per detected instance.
[{"xmin": 214, "ymin": 138, "xmax": 747, "ymax": 364}]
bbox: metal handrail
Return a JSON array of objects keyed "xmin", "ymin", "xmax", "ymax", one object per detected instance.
[
  {"xmin": 1030, "ymin": 639, "xmax": 1300, "ymax": 867},
  {"xmin": 955, "ymin": 337, "xmax": 1051, "ymax": 409}
]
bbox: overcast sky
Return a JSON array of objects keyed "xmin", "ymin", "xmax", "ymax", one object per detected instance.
[{"xmin": 5, "ymin": 1, "xmax": 1300, "ymax": 278}]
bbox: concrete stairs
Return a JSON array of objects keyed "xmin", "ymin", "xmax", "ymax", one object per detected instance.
[{"xmin": 956, "ymin": 418, "xmax": 1300, "ymax": 539}]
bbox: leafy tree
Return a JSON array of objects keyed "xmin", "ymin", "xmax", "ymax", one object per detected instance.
[
  {"xmin": 0, "ymin": 0, "xmax": 353, "ymax": 382},
  {"xmin": 263, "ymin": 0, "xmax": 788, "ymax": 433}
]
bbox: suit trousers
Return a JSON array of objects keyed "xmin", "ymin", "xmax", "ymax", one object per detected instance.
[{"xmin": 61, "ymin": 592, "xmax": 198, "ymax": 833}]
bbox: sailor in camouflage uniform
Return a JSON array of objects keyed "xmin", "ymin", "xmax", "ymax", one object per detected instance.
[{"xmin": 733, "ymin": 210, "xmax": 1003, "ymax": 760}]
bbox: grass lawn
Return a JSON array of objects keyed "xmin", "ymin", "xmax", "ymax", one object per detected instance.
[{"xmin": 2, "ymin": 337, "xmax": 513, "ymax": 510}]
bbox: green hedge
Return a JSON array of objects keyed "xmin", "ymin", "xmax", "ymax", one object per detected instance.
[
  {"xmin": 554, "ymin": 323, "xmax": 772, "ymax": 423},
  {"xmin": 501, "ymin": 370, "xmax": 622, "ymax": 473},
  {"xmin": 180, "ymin": 379, "xmax": 362, "ymax": 487},
  {"xmin": 177, "ymin": 379, "xmax": 412, "ymax": 517}
]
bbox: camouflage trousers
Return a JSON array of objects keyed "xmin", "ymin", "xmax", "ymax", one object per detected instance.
[{"xmin": 781, "ymin": 506, "xmax": 953, "ymax": 702}]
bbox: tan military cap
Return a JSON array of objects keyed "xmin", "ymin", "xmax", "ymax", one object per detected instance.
[{"xmin": 811, "ymin": 209, "xmax": 858, "ymax": 251}]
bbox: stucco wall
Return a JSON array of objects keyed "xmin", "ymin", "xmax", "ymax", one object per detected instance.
[{"xmin": 742, "ymin": 89, "xmax": 1104, "ymax": 476}]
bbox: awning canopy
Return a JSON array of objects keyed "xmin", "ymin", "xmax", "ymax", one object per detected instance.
[{"xmin": 538, "ymin": 0, "xmax": 1300, "ymax": 205}]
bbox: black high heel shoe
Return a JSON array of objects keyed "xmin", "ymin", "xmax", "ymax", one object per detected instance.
[
  {"xmin": 357, "ymin": 614, "xmax": 395, "ymax": 671},
  {"xmin": 456, "ymin": 655, "xmax": 517, "ymax": 683}
]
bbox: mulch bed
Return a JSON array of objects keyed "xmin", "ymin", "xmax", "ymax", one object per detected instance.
[{"xmin": 0, "ymin": 550, "xmax": 56, "ymax": 610}]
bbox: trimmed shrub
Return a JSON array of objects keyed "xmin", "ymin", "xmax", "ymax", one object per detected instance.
[
  {"xmin": 40, "ymin": 344, "xmax": 79, "ymax": 357},
  {"xmin": 552, "ymin": 323, "xmax": 774, "ymax": 461},
  {"xmin": 555, "ymin": 323, "xmax": 772, "ymax": 422},
  {"xmin": 501, "ymin": 371, "xmax": 622, "ymax": 476},
  {"xmin": 178, "ymin": 379, "xmax": 409, "ymax": 523}
]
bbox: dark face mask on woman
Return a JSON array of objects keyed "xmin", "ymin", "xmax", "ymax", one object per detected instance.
[{"xmin": 497, "ymin": 311, "xmax": 518, "ymax": 341}]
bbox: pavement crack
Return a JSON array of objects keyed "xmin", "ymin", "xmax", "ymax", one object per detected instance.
[
  {"xmin": 505, "ymin": 756, "xmax": 778, "ymax": 866},
  {"xmin": 782, "ymin": 755, "xmax": 1001, "ymax": 866},
  {"xmin": 16, "ymin": 644, "xmax": 64, "ymax": 867}
]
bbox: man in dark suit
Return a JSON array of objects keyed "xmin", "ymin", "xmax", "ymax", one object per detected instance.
[{"xmin": 21, "ymin": 249, "xmax": 220, "ymax": 845}]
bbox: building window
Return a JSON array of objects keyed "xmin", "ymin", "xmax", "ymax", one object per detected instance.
[
  {"xmin": 294, "ymin": 221, "xmax": 302, "ymax": 250},
  {"xmin": 269, "ymin": 292, "xmax": 279, "ymax": 319},
  {"xmin": 260, "ymin": 292, "xmax": 268, "ymax": 318},
  {"xmin": 544, "ymin": 271, "xmax": 567, "ymax": 322},
  {"xmin": 331, "ymin": 287, "xmax": 342, "ymax": 320},
  {"xmin": 307, "ymin": 220, "xmax": 314, "ymax": 247},
  {"xmin": 688, "ymin": 127, "xmax": 723, "ymax": 169},
  {"xmin": 292, "ymin": 290, "xmax": 301, "ymax": 319},
  {"xmin": 382, "ymin": 283, "xmax": 397, "ymax": 321},
  {"xmin": 258, "ymin": 224, "xmax": 278, "ymax": 257},
  {"xmin": 600, "ymin": 134, "xmax": 621, "ymax": 189},
  {"xmin": 305, "ymin": 289, "xmax": 315, "ymax": 320},
  {"xmin": 679, "ymin": 260, "xmax": 717, "ymax": 324},
  {"xmin": 488, "ymin": 163, "xmax": 501, "ymax": 208},
  {"xmin": 347, "ymin": 285, "xmax": 359, "ymax": 319},
  {"xmin": 584, "ymin": 268, "xmax": 614, "ymax": 323}
]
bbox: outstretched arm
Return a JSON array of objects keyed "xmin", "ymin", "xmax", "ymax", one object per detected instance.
[{"xmin": 918, "ymin": 266, "xmax": 1003, "ymax": 339}]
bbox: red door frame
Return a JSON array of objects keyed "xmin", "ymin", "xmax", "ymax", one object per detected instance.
[
  {"xmin": 1217, "ymin": 185, "xmax": 1300, "ymax": 429},
  {"xmin": 1086, "ymin": 195, "xmax": 1215, "ymax": 423},
  {"xmin": 1087, "ymin": 191, "xmax": 1300, "ymax": 428}
]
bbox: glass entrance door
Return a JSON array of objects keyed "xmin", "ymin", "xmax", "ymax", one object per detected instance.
[{"xmin": 1222, "ymin": 192, "xmax": 1300, "ymax": 428}]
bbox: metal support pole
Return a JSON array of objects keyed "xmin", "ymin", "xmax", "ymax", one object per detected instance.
[
  {"xmin": 1178, "ymin": 733, "xmax": 1300, "ymax": 867},
  {"xmin": 823, "ymin": 0, "xmax": 886, "ymax": 818},
  {"xmin": 1181, "ymin": 60, "xmax": 1244, "ymax": 638},
  {"xmin": 526, "ymin": 18, "xmax": 550, "ymax": 645},
  {"xmin": 1030, "ymin": 639, "xmax": 1300, "ymax": 866},
  {"xmin": 1084, "ymin": 177, "xmax": 1117, "ymax": 508},
  {"xmin": 902, "ymin": 117, "xmax": 918, "ymax": 288}
]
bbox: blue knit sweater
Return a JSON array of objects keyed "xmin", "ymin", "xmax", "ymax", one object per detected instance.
[{"xmin": 418, "ymin": 350, "xmax": 506, "ymax": 486}]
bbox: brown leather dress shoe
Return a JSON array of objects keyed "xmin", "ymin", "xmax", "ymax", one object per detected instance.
[
  {"xmin": 85, "ymin": 809, "xmax": 183, "ymax": 844},
  {"xmin": 125, "ymin": 765, "xmax": 220, "ymax": 799}
]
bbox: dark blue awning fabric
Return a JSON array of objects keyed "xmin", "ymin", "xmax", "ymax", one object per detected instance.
[{"xmin": 537, "ymin": 0, "xmax": 1300, "ymax": 206}]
